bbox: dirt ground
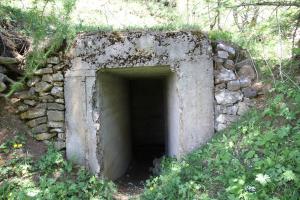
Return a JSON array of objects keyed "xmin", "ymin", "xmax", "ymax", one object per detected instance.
[{"xmin": 0, "ymin": 97, "xmax": 47, "ymax": 166}]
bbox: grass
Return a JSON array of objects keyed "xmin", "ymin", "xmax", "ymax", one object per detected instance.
[
  {"xmin": 140, "ymin": 82, "xmax": 300, "ymax": 200},
  {"xmin": 0, "ymin": 143, "xmax": 116, "ymax": 199}
]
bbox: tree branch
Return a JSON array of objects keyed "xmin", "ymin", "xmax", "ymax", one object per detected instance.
[{"xmin": 229, "ymin": 1, "xmax": 300, "ymax": 8}]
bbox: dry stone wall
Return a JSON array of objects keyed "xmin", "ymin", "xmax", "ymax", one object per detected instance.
[
  {"xmin": 213, "ymin": 42, "xmax": 260, "ymax": 131},
  {"xmin": 11, "ymin": 55, "xmax": 66, "ymax": 149},
  {"xmin": 10, "ymin": 32, "xmax": 261, "ymax": 148}
]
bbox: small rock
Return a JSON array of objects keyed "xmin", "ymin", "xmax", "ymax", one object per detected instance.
[
  {"xmin": 213, "ymin": 56, "xmax": 224, "ymax": 67},
  {"xmin": 53, "ymin": 64, "xmax": 64, "ymax": 71},
  {"xmin": 50, "ymin": 128, "xmax": 64, "ymax": 133},
  {"xmin": 215, "ymin": 83, "xmax": 226, "ymax": 91},
  {"xmin": 237, "ymin": 64, "xmax": 256, "ymax": 81},
  {"xmin": 55, "ymin": 99, "xmax": 64, "ymax": 104},
  {"xmin": 47, "ymin": 110, "xmax": 64, "ymax": 121},
  {"xmin": 42, "ymin": 74, "xmax": 53, "ymax": 83},
  {"xmin": 47, "ymin": 57, "xmax": 60, "ymax": 64},
  {"xmin": 52, "ymin": 72, "xmax": 63, "ymax": 81},
  {"xmin": 215, "ymin": 123, "xmax": 227, "ymax": 131},
  {"xmin": 26, "ymin": 117, "xmax": 47, "ymax": 128},
  {"xmin": 237, "ymin": 101, "xmax": 249, "ymax": 115},
  {"xmin": 216, "ymin": 105, "xmax": 238, "ymax": 115},
  {"xmin": 10, "ymin": 98, "xmax": 21, "ymax": 104},
  {"xmin": 17, "ymin": 104, "xmax": 29, "ymax": 112},
  {"xmin": 242, "ymin": 87, "xmax": 257, "ymax": 98},
  {"xmin": 20, "ymin": 108, "xmax": 46, "ymax": 119},
  {"xmin": 215, "ymin": 68, "xmax": 236, "ymax": 84},
  {"xmin": 35, "ymin": 133, "xmax": 56, "ymax": 141},
  {"xmin": 51, "ymin": 86, "xmax": 63, "ymax": 98},
  {"xmin": 217, "ymin": 51, "xmax": 229, "ymax": 59},
  {"xmin": 35, "ymin": 103, "xmax": 47, "ymax": 109},
  {"xmin": 34, "ymin": 67, "xmax": 53, "ymax": 75},
  {"xmin": 0, "ymin": 65, "xmax": 7, "ymax": 73},
  {"xmin": 48, "ymin": 103, "xmax": 65, "ymax": 110},
  {"xmin": 27, "ymin": 76, "xmax": 41, "ymax": 87},
  {"xmin": 35, "ymin": 81, "xmax": 53, "ymax": 93},
  {"xmin": 48, "ymin": 121, "xmax": 64, "ymax": 128},
  {"xmin": 215, "ymin": 89, "xmax": 243, "ymax": 105},
  {"xmin": 217, "ymin": 43, "xmax": 236, "ymax": 55},
  {"xmin": 227, "ymin": 80, "xmax": 241, "ymax": 91},
  {"xmin": 239, "ymin": 78, "xmax": 251, "ymax": 88},
  {"xmin": 0, "ymin": 81, "xmax": 6, "ymax": 92},
  {"xmin": 23, "ymin": 100, "xmax": 36, "ymax": 106},
  {"xmin": 15, "ymin": 91, "xmax": 36, "ymax": 100},
  {"xmin": 39, "ymin": 94, "xmax": 55, "ymax": 103},
  {"xmin": 32, "ymin": 124, "xmax": 48, "ymax": 134},
  {"xmin": 224, "ymin": 60, "xmax": 235, "ymax": 70},
  {"xmin": 236, "ymin": 59, "xmax": 256, "ymax": 80},
  {"xmin": 216, "ymin": 114, "xmax": 238, "ymax": 124},
  {"xmin": 57, "ymin": 133, "xmax": 65, "ymax": 140},
  {"xmin": 53, "ymin": 82, "xmax": 63, "ymax": 87},
  {"xmin": 54, "ymin": 141, "xmax": 66, "ymax": 150}
]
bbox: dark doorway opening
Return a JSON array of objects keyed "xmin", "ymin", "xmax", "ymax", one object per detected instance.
[{"xmin": 116, "ymin": 78, "xmax": 167, "ymax": 194}]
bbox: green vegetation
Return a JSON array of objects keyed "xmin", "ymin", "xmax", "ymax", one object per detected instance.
[
  {"xmin": 0, "ymin": 0, "xmax": 299, "ymax": 199},
  {"xmin": 0, "ymin": 143, "xmax": 116, "ymax": 199},
  {"xmin": 141, "ymin": 82, "xmax": 300, "ymax": 199}
]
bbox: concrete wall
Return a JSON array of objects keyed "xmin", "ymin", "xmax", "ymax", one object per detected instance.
[
  {"xmin": 98, "ymin": 73, "xmax": 131, "ymax": 180},
  {"xmin": 65, "ymin": 31, "xmax": 214, "ymax": 177}
]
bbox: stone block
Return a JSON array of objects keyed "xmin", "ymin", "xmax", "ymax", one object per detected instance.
[
  {"xmin": 53, "ymin": 82, "xmax": 63, "ymax": 87},
  {"xmin": 47, "ymin": 57, "xmax": 60, "ymax": 64},
  {"xmin": 20, "ymin": 108, "xmax": 46, "ymax": 119},
  {"xmin": 217, "ymin": 50, "xmax": 229, "ymax": 59},
  {"xmin": 227, "ymin": 80, "xmax": 241, "ymax": 91},
  {"xmin": 237, "ymin": 101, "xmax": 249, "ymax": 115},
  {"xmin": 47, "ymin": 103, "xmax": 65, "ymax": 110},
  {"xmin": 51, "ymin": 86, "xmax": 64, "ymax": 98},
  {"xmin": 35, "ymin": 133, "xmax": 56, "ymax": 141},
  {"xmin": 34, "ymin": 67, "xmax": 53, "ymax": 75},
  {"xmin": 48, "ymin": 121, "xmax": 64, "ymax": 128},
  {"xmin": 47, "ymin": 110, "xmax": 64, "ymax": 121},
  {"xmin": 27, "ymin": 76, "xmax": 41, "ymax": 87},
  {"xmin": 39, "ymin": 95, "xmax": 55, "ymax": 102},
  {"xmin": 242, "ymin": 87, "xmax": 257, "ymax": 98},
  {"xmin": 215, "ymin": 89, "xmax": 243, "ymax": 105},
  {"xmin": 54, "ymin": 141, "xmax": 66, "ymax": 150},
  {"xmin": 215, "ymin": 83, "xmax": 226, "ymax": 91},
  {"xmin": 217, "ymin": 43, "xmax": 235, "ymax": 55},
  {"xmin": 53, "ymin": 64, "xmax": 64, "ymax": 71},
  {"xmin": 50, "ymin": 128, "xmax": 64, "ymax": 133},
  {"xmin": 215, "ymin": 67, "xmax": 236, "ymax": 84},
  {"xmin": 23, "ymin": 100, "xmax": 36, "ymax": 106},
  {"xmin": 31, "ymin": 124, "xmax": 48, "ymax": 134},
  {"xmin": 17, "ymin": 104, "xmax": 29, "ymax": 113},
  {"xmin": 35, "ymin": 81, "xmax": 53, "ymax": 93},
  {"xmin": 42, "ymin": 74, "xmax": 53, "ymax": 83},
  {"xmin": 216, "ymin": 105, "xmax": 238, "ymax": 115},
  {"xmin": 55, "ymin": 99, "xmax": 64, "ymax": 104},
  {"xmin": 52, "ymin": 72, "xmax": 64, "ymax": 81},
  {"xmin": 239, "ymin": 78, "xmax": 251, "ymax": 88},
  {"xmin": 224, "ymin": 60, "xmax": 235, "ymax": 70},
  {"xmin": 26, "ymin": 117, "xmax": 47, "ymax": 128}
]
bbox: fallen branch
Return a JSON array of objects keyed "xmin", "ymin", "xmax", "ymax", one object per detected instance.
[
  {"xmin": 228, "ymin": 1, "xmax": 300, "ymax": 8},
  {"xmin": 0, "ymin": 56, "xmax": 20, "ymax": 65}
]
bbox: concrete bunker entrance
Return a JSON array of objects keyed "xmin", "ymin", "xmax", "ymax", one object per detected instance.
[{"xmin": 97, "ymin": 66, "xmax": 173, "ymax": 181}]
